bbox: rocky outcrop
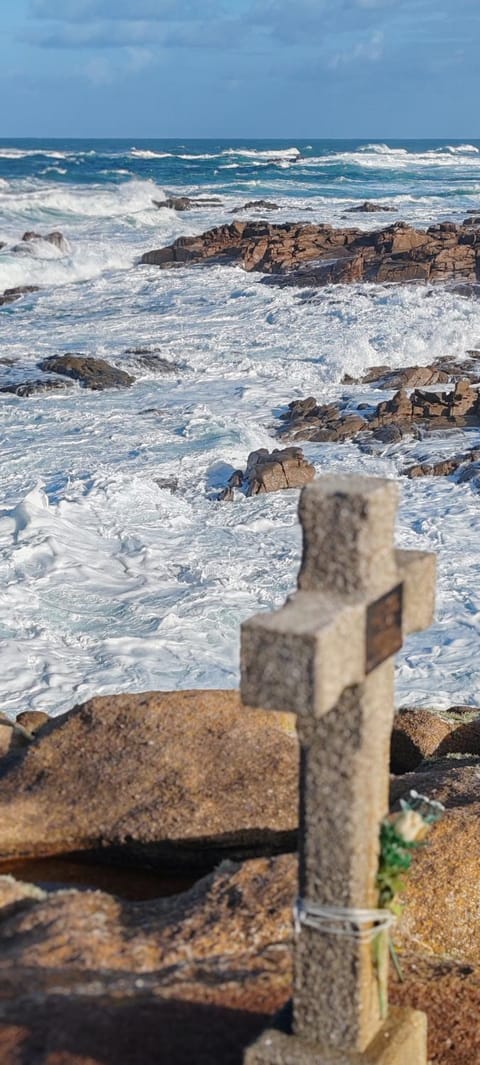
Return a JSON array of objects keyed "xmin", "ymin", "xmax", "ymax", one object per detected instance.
[
  {"xmin": 0, "ymin": 842, "xmax": 479, "ymax": 1063},
  {"xmin": 405, "ymin": 448, "xmax": 480, "ymax": 479},
  {"xmin": 124, "ymin": 348, "xmax": 183, "ymax": 373},
  {"xmin": 0, "ymin": 378, "xmax": 74, "ymax": 398},
  {"xmin": 345, "ymin": 201, "xmax": 396, "ymax": 213},
  {"xmin": 0, "ymin": 285, "xmax": 40, "ymax": 307},
  {"xmin": 38, "ymin": 354, "xmax": 135, "ymax": 390},
  {"xmin": 392, "ymin": 758, "xmax": 480, "ymax": 963},
  {"xmin": 231, "ymin": 200, "xmax": 280, "ymax": 213},
  {"xmin": 218, "ymin": 448, "xmax": 315, "ymax": 500},
  {"xmin": 391, "ymin": 706, "xmax": 480, "ymax": 771},
  {"xmin": 280, "ymin": 380, "xmax": 480, "ymax": 446},
  {"xmin": 153, "ymin": 196, "xmax": 223, "ymax": 211},
  {"xmin": 345, "ymin": 353, "xmax": 480, "ymax": 389},
  {"xmin": 141, "ymin": 219, "xmax": 480, "ymax": 287},
  {"xmin": 19, "ymin": 231, "xmax": 70, "ymax": 254},
  {"xmin": 0, "ymin": 690, "xmax": 297, "ymax": 865}
]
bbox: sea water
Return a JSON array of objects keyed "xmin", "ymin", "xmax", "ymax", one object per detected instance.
[{"xmin": 2, "ymin": 138, "xmax": 480, "ymax": 715}]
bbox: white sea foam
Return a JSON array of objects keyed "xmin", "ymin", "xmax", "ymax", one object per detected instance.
[
  {"xmin": 2, "ymin": 257, "xmax": 480, "ymax": 714},
  {"xmin": 2, "ymin": 144, "xmax": 480, "ymax": 717},
  {"xmin": 130, "ymin": 148, "xmax": 173, "ymax": 159}
]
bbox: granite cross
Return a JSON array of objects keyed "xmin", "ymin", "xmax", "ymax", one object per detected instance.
[{"xmin": 242, "ymin": 475, "xmax": 436, "ymax": 1065}]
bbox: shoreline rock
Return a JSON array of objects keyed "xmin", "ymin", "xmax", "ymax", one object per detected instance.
[
  {"xmin": 279, "ymin": 379, "xmax": 480, "ymax": 446},
  {"xmin": 0, "ymin": 690, "xmax": 298, "ymax": 866},
  {"xmin": 0, "ymin": 285, "xmax": 40, "ymax": 308},
  {"xmin": 218, "ymin": 447, "xmax": 315, "ymax": 500},
  {"xmin": 345, "ymin": 200, "xmax": 396, "ymax": 213},
  {"xmin": 153, "ymin": 196, "xmax": 223, "ymax": 211},
  {"xmin": 38, "ymin": 354, "xmax": 135, "ymax": 391},
  {"xmin": 141, "ymin": 218, "xmax": 480, "ymax": 288}
]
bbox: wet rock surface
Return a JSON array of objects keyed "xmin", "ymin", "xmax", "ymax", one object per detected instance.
[
  {"xmin": 231, "ymin": 200, "xmax": 280, "ymax": 213},
  {"xmin": 0, "ymin": 378, "xmax": 74, "ymax": 397},
  {"xmin": 218, "ymin": 447, "xmax": 315, "ymax": 500},
  {"xmin": 20, "ymin": 230, "xmax": 70, "ymax": 253},
  {"xmin": 153, "ymin": 196, "xmax": 223, "ymax": 211},
  {"xmin": 38, "ymin": 354, "xmax": 135, "ymax": 390},
  {"xmin": 141, "ymin": 218, "xmax": 480, "ymax": 288},
  {"xmin": 405, "ymin": 447, "xmax": 480, "ymax": 479},
  {"xmin": 124, "ymin": 348, "xmax": 184, "ymax": 373},
  {"xmin": 345, "ymin": 200, "xmax": 396, "ymax": 213},
  {"xmin": 279, "ymin": 379, "xmax": 480, "ymax": 446},
  {"xmin": 0, "ymin": 285, "xmax": 41, "ymax": 307},
  {"xmin": 346, "ymin": 353, "xmax": 480, "ymax": 389},
  {"xmin": 0, "ymin": 690, "xmax": 297, "ymax": 865}
]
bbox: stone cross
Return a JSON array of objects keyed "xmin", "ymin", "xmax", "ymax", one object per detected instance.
[{"xmin": 242, "ymin": 475, "xmax": 435, "ymax": 1065}]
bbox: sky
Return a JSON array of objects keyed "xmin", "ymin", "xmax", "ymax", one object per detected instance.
[{"xmin": 0, "ymin": 0, "xmax": 479, "ymax": 138}]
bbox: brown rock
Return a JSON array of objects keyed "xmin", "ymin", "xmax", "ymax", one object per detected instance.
[
  {"xmin": 390, "ymin": 708, "xmax": 451, "ymax": 772},
  {"xmin": 244, "ymin": 447, "xmax": 315, "ymax": 495},
  {"xmin": 16, "ymin": 711, "xmax": 49, "ymax": 735},
  {"xmin": 391, "ymin": 760, "xmax": 480, "ymax": 963},
  {"xmin": 389, "ymin": 953, "xmax": 480, "ymax": 1065},
  {"xmin": 405, "ymin": 448, "xmax": 480, "ymax": 479},
  {"xmin": 0, "ymin": 854, "xmax": 293, "ymax": 1065},
  {"xmin": 141, "ymin": 217, "xmax": 480, "ymax": 289},
  {"xmin": 0, "ymin": 690, "xmax": 298, "ymax": 865},
  {"xmin": 0, "ymin": 850, "xmax": 478, "ymax": 1063},
  {"xmin": 0, "ymin": 854, "xmax": 295, "ymax": 975},
  {"xmin": 361, "ymin": 365, "xmax": 451, "ymax": 389},
  {"xmin": 38, "ymin": 355, "xmax": 135, "ymax": 390}
]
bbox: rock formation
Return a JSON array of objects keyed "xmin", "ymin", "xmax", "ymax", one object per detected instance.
[
  {"xmin": 141, "ymin": 219, "xmax": 480, "ymax": 288},
  {"xmin": 279, "ymin": 379, "xmax": 480, "ymax": 446},
  {"xmin": 0, "ymin": 690, "xmax": 297, "ymax": 865},
  {"xmin": 152, "ymin": 196, "xmax": 223, "ymax": 211},
  {"xmin": 38, "ymin": 354, "xmax": 135, "ymax": 390},
  {"xmin": 218, "ymin": 447, "xmax": 315, "ymax": 500},
  {"xmin": 0, "ymin": 285, "xmax": 40, "ymax": 307}
]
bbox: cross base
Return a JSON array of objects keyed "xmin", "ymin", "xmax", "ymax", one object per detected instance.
[{"xmin": 244, "ymin": 1007, "xmax": 427, "ymax": 1065}]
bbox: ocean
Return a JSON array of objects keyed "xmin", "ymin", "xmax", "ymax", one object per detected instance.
[{"xmin": 2, "ymin": 138, "xmax": 480, "ymax": 716}]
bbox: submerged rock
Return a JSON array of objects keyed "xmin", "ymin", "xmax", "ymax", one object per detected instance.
[
  {"xmin": 0, "ymin": 285, "xmax": 40, "ymax": 307},
  {"xmin": 0, "ymin": 378, "xmax": 73, "ymax": 398},
  {"xmin": 0, "ymin": 690, "xmax": 297, "ymax": 865},
  {"xmin": 17, "ymin": 231, "xmax": 70, "ymax": 254},
  {"xmin": 152, "ymin": 196, "xmax": 223, "ymax": 211},
  {"xmin": 38, "ymin": 354, "xmax": 135, "ymax": 390},
  {"xmin": 124, "ymin": 348, "xmax": 183, "ymax": 373},
  {"xmin": 345, "ymin": 200, "xmax": 396, "ymax": 213},
  {"xmin": 231, "ymin": 200, "xmax": 280, "ymax": 213}
]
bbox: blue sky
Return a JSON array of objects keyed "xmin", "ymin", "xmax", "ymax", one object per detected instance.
[{"xmin": 1, "ymin": 0, "xmax": 479, "ymax": 137}]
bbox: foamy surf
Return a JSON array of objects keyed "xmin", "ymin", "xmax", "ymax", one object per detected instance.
[{"xmin": 1, "ymin": 137, "xmax": 480, "ymax": 716}]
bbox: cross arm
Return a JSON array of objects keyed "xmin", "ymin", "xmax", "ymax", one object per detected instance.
[
  {"xmin": 395, "ymin": 549, "xmax": 436, "ymax": 635},
  {"xmin": 241, "ymin": 590, "xmax": 366, "ymax": 718}
]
